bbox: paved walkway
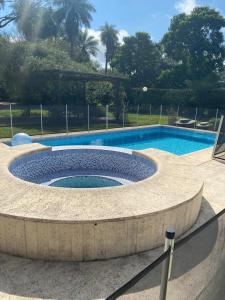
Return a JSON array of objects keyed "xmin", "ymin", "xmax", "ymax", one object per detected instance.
[{"xmin": 0, "ymin": 148, "xmax": 224, "ymax": 299}]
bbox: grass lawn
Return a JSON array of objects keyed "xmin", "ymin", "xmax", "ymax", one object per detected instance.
[
  {"xmin": 0, "ymin": 110, "xmax": 216, "ymax": 139},
  {"xmin": 0, "ymin": 113, "xmax": 170, "ymax": 139}
]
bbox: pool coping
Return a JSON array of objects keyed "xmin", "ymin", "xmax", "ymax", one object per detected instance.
[{"xmin": 0, "ymin": 143, "xmax": 203, "ymax": 223}]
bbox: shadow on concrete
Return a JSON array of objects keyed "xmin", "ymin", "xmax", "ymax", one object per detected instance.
[
  {"xmin": 0, "ymin": 199, "xmax": 221, "ymax": 300},
  {"xmin": 115, "ymin": 198, "xmax": 221, "ymax": 299}
]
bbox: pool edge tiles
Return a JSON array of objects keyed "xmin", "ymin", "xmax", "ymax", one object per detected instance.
[{"xmin": 9, "ymin": 148, "xmax": 157, "ymax": 187}]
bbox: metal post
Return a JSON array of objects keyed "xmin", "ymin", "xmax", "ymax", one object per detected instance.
[
  {"xmin": 87, "ymin": 105, "xmax": 90, "ymax": 132},
  {"xmin": 149, "ymin": 104, "xmax": 152, "ymax": 124},
  {"xmin": 123, "ymin": 105, "xmax": 125, "ymax": 128},
  {"xmin": 160, "ymin": 228, "xmax": 175, "ymax": 300},
  {"xmin": 40, "ymin": 104, "xmax": 43, "ymax": 135},
  {"xmin": 136, "ymin": 105, "xmax": 139, "ymax": 126},
  {"xmin": 9, "ymin": 104, "xmax": 13, "ymax": 137},
  {"xmin": 176, "ymin": 105, "xmax": 180, "ymax": 118},
  {"xmin": 159, "ymin": 104, "xmax": 162, "ymax": 124},
  {"xmin": 106, "ymin": 105, "xmax": 109, "ymax": 130},
  {"xmin": 212, "ymin": 115, "xmax": 224, "ymax": 159},
  {"xmin": 194, "ymin": 107, "xmax": 198, "ymax": 128},
  {"xmin": 214, "ymin": 108, "xmax": 219, "ymax": 132},
  {"xmin": 65, "ymin": 104, "xmax": 69, "ymax": 134},
  {"xmin": 176, "ymin": 105, "xmax": 180, "ymax": 126}
]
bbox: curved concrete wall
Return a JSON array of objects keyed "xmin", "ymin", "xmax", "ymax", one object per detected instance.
[{"xmin": 0, "ymin": 190, "xmax": 203, "ymax": 261}]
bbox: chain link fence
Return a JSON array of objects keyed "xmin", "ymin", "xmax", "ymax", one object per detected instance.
[{"xmin": 0, "ymin": 104, "xmax": 222, "ymax": 139}]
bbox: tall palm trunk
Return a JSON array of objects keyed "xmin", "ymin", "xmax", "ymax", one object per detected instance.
[
  {"xmin": 105, "ymin": 52, "xmax": 108, "ymax": 74},
  {"xmin": 105, "ymin": 58, "xmax": 108, "ymax": 74},
  {"xmin": 70, "ymin": 39, "xmax": 75, "ymax": 58}
]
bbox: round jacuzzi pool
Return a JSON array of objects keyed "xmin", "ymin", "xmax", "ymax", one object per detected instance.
[
  {"xmin": 0, "ymin": 144, "xmax": 203, "ymax": 262},
  {"xmin": 9, "ymin": 148, "xmax": 157, "ymax": 188}
]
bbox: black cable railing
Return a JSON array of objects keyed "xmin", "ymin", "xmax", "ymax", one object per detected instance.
[{"xmin": 106, "ymin": 207, "xmax": 225, "ymax": 300}]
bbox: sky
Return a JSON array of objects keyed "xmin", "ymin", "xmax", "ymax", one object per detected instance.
[
  {"xmin": 1, "ymin": 0, "xmax": 225, "ymax": 65},
  {"xmin": 91, "ymin": 0, "xmax": 225, "ymax": 40},
  {"xmin": 90, "ymin": 0, "xmax": 225, "ymax": 64}
]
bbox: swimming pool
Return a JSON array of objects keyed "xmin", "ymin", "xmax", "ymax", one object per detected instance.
[{"xmin": 34, "ymin": 126, "xmax": 216, "ymax": 155}]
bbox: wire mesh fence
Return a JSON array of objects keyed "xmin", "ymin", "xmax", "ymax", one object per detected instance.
[
  {"xmin": 0, "ymin": 103, "xmax": 222, "ymax": 139},
  {"xmin": 106, "ymin": 208, "xmax": 225, "ymax": 300}
]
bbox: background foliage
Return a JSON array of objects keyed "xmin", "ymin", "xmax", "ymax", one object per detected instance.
[{"xmin": 0, "ymin": 1, "xmax": 224, "ymax": 108}]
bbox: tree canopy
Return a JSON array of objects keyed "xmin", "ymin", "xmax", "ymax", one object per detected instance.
[
  {"xmin": 0, "ymin": 1, "xmax": 225, "ymax": 107},
  {"xmin": 53, "ymin": 0, "xmax": 95, "ymax": 57},
  {"xmin": 111, "ymin": 32, "xmax": 161, "ymax": 87},
  {"xmin": 162, "ymin": 7, "xmax": 225, "ymax": 82}
]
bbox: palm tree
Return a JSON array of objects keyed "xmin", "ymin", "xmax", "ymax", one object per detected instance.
[
  {"xmin": 78, "ymin": 29, "xmax": 98, "ymax": 61},
  {"xmin": 0, "ymin": 0, "xmax": 5, "ymax": 9},
  {"xmin": 39, "ymin": 8, "xmax": 63, "ymax": 41},
  {"xmin": 53, "ymin": 0, "xmax": 95, "ymax": 58},
  {"xmin": 13, "ymin": 0, "xmax": 43, "ymax": 41},
  {"xmin": 100, "ymin": 23, "xmax": 119, "ymax": 74}
]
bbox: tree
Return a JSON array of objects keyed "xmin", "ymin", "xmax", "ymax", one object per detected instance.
[
  {"xmin": 111, "ymin": 32, "xmax": 161, "ymax": 87},
  {"xmin": 53, "ymin": 0, "xmax": 95, "ymax": 58},
  {"xmin": 39, "ymin": 8, "xmax": 63, "ymax": 41},
  {"xmin": 0, "ymin": 0, "xmax": 5, "ymax": 8},
  {"xmin": 13, "ymin": 0, "xmax": 44, "ymax": 41},
  {"xmin": 157, "ymin": 65, "xmax": 189, "ymax": 88},
  {"xmin": 0, "ymin": 0, "xmax": 16, "ymax": 28},
  {"xmin": 100, "ymin": 23, "xmax": 118, "ymax": 74},
  {"xmin": 162, "ymin": 7, "xmax": 225, "ymax": 81},
  {"xmin": 77, "ymin": 29, "xmax": 98, "ymax": 62}
]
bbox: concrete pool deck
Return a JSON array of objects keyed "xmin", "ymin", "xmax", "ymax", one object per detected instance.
[
  {"xmin": 0, "ymin": 143, "xmax": 203, "ymax": 261},
  {"xmin": 0, "ymin": 143, "xmax": 224, "ymax": 299}
]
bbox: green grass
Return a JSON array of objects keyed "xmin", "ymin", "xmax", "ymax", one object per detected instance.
[
  {"xmin": 0, "ymin": 108, "xmax": 50, "ymax": 117},
  {"xmin": 0, "ymin": 113, "xmax": 170, "ymax": 139},
  {"xmin": 0, "ymin": 111, "xmax": 217, "ymax": 139},
  {"xmin": 126, "ymin": 113, "xmax": 168, "ymax": 126}
]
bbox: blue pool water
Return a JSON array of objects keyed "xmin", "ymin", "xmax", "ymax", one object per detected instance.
[
  {"xmin": 35, "ymin": 126, "xmax": 216, "ymax": 155},
  {"xmin": 49, "ymin": 176, "xmax": 122, "ymax": 188}
]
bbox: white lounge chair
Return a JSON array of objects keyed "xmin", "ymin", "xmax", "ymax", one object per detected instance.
[{"xmin": 175, "ymin": 118, "xmax": 196, "ymax": 128}]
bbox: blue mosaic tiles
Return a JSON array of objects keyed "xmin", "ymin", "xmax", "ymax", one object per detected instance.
[{"xmin": 9, "ymin": 149, "xmax": 157, "ymax": 185}]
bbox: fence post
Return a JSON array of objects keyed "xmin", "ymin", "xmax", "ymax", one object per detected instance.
[
  {"xmin": 87, "ymin": 105, "xmax": 90, "ymax": 132},
  {"xmin": 10, "ymin": 104, "xmax": 13, "ymax": 137},
  {"xmin": 212, "ymin": 115, "xmax": 224, "ymax": 159},
  {"xmin": 149, "ymin": 104, "xmax": 152, "ymax": 124},
  {"xmin": 175, "ymin": 105, "xmax": 180, "ymax": 127},
  {"xmin": 176, "ymin": 105, "xmax": 180, "ymax": 118},
  {"xmin": 40, "ymin": 104, "xmax": 43, "ymax": 135},
  {"xmin": 106, "ymin": 105, "xmax": 109, "ymax": 130},
  {"xmin": 159, "ymin": 228, "xmax": 175, "ymax": 300},
  {"xmin": 159, "ymin": 104, "xmax": 163, "ymax": 124},
  {"xmin": 123, "ymin": 104, "xmax": 125, "ymax": 128},
  {"xmin": 136, "ymin": 105, "xmax": 140, "ymax": 126},
  {"xmin": 214, "ymin": 108, "xmax": 219, "ymax": 132},
  {"xmin": 65, "ymin": 104, "xmax": 69, "ymax": 134},
  {"xmin": 194, "ymin": 107, "xmax": 198, "ymax": 128}
]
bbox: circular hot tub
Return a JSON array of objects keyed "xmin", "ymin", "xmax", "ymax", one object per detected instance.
[
  {"xmin": 9, "ymin": 148, "xmax": 157, "ymax": 188},
  {"xmin": 0, "ymin": 144, "xmax": 203, "ymax": 262}
]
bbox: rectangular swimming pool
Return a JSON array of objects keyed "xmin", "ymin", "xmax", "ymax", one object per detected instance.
[{"xmin": 34, "ymin": 126, "xmax": 216, "ymax": 156}]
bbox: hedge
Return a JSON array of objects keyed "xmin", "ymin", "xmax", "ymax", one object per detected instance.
[{"xmin": 127, "ymin": 88, "xmax": 225, "ymax": 109}]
